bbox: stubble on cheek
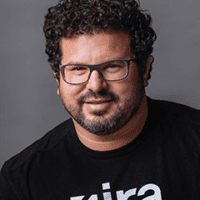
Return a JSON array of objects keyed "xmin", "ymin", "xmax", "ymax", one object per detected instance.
[
  {"xmin": 59, "ymin": 78, "xmax": 145, "ymax": 135},
  {"xmin": 63, "ymin": 94, "xmax": 140, "ymax": 135}
]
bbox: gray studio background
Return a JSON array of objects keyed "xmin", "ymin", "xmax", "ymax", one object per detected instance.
[{"xmin": 0, "ymin": 0, "xmax": 200, "ymax": 168}]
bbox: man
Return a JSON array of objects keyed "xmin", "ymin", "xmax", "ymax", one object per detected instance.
[{"xmin": 0, "ymin": 0, "xmax": 200, "ymax": 199}]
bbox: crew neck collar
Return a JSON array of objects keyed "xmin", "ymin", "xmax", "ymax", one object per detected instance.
[{"xmin": 69, "ymin": 97, "xmax": 159, "ymax": 159}]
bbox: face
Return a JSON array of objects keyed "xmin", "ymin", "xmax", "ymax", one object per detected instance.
[{"xmin": 55, "ymin": 31, "xmax": 149, "ymax": 135}]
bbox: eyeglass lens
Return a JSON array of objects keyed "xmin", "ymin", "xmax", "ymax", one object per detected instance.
[{"xmin": 62, "ymin": 60, "xmax": 128, "ymax": 84}]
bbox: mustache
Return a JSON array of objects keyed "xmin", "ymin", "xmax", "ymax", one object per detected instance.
[{"xmin": 79, "ymin": 89, "xmax": 117, "ymax": 102}]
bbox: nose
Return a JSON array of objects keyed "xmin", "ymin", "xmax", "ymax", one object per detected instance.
[{"xmin": 86, "ymin": 70, "xmax": 107, "ymax": 93}]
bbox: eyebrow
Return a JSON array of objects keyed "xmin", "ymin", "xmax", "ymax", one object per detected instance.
[{"xmin": 62, "ymin": 56, "xmax": 131, "ymax": 66}]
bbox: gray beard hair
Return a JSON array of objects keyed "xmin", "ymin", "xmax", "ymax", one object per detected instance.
[{"xmin": 62, "ymin": 92, "xmax": 144, "ymax": 136}]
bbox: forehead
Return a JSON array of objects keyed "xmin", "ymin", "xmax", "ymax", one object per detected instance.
[{"xmin": 60, "ymin": 31, "xmax": 131, "ymax": 65}]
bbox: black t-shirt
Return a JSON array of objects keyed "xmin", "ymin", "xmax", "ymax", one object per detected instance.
[{"xmin": 1, "ymin": 97, "xmax": 200, "ymax": 200}]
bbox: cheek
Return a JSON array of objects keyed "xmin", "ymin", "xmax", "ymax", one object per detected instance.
[
  {"xmin": 113, "ymin": 74, "xmax": 142, "ymax": 98},
  {"xmin": 59, "ymin": 82, "xmax": 84, "ymax": 102}
]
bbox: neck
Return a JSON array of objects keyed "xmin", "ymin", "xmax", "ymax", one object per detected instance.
[{"xmin": 73, "ymin": 96, "xmax": 148, "ymax": 151}]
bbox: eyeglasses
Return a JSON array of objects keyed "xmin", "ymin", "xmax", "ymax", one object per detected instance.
[{"xmin": 60, "ymin": 58, "xmax": 136, "ymax": 85}]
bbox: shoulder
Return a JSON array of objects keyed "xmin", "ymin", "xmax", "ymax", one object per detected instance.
[
  {"xmin": 1, "ymin": 118, "xmax": 74, "ymax": 173},
  {"xmin": 147, "ymin": 96, "xmax": 200, "ymax": 125},
  {"xmin": 147, "ymin": 97, "xmax": 200, "ymax": 156}
]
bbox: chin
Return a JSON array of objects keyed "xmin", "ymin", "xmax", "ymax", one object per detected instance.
[
  {"xmin": 62, "ymin": 88, "xmax": 146, "ymax": 136},
  {"xmin": 71, "ymin": 101, "xmax": 140, "ymax": 136}
]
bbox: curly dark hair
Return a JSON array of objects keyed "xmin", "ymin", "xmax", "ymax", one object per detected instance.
[{"xmin": 43, "ymin": 0, "xmax": 157, "ymax": 82}]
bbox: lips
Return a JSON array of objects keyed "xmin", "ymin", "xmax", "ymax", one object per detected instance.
[{"xmin": 83, "ymin": 99, "xmax": 113, "ymax": 104}]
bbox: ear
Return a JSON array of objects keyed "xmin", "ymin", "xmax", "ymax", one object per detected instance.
[
  {"xmin": 143, "ymin": 55, "xmax": 151, "ymax": 87},
  {"xmin": 53, "ymin": 71, "xmax": 60, "ymax": 96}
]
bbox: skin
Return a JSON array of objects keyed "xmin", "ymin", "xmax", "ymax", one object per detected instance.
[{"xmin": 54, "ymin": 31, "xmax": 151, "ymax": 151}]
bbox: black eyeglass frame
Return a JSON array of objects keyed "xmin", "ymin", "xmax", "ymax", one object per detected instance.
[{"xmin": 60, "ymin": 58, "xmax": 136, "ymax": 85}]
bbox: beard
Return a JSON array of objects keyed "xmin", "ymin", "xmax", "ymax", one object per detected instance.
[{"xmin": 59, "ymin": 85, "xmax": 145, "ymax": 136}]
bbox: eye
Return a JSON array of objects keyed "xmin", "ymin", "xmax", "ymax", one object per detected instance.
[
  {"xmin": 108, "ymin": 65, "xmax": 119, "ymax": 68},
  {"xmin": 104, "ymin": 64, "xmax": 122, "ymax": 72},
  {"xmin": 72, "ymin": 66, "xmax": 86, "ymax": 71}
]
